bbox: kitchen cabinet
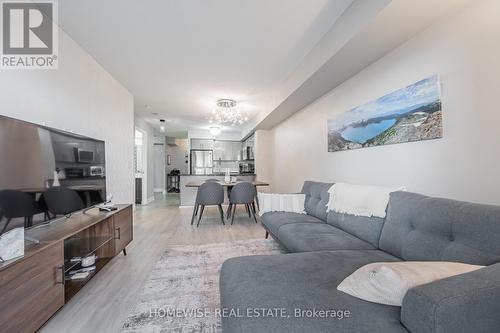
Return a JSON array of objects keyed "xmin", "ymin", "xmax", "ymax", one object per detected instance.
[
  {"xmin": 213, "ymin": 140, "xmax": 242, "ymax": 161},
  {"xmin": 190, "ymin": 139, "xmax": 214, "ymax": 150}
]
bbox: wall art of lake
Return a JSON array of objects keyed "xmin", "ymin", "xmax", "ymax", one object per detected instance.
[
  {"xmin": 340, "ymin": 119, "xmax": 397, "ymax": 144},
  {"xmin": 328, "ymin": 75, "xmax": 443, "ymax": 152}
]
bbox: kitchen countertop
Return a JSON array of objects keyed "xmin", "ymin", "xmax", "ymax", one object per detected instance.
[
  {"xmin": 179, "ymin": 174, "xmax": 255, "ymax": 176},
  {"xmin": 179, "ymin": 174, "xmax": 258, "ymax": 206}
]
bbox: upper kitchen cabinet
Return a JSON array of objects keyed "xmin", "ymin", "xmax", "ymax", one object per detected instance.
[
  {"xmin": 95, "ymin": 142, "xmax": 105, "ymax": 163},
  {"xmin": 213, "ymin": 140, "xmax": 241, "ymax": 161},
  {"xmin": 191, "ymin": 139, "xmax": 214, "ymax": 150},
  {"xmin": 231, "ymin": 141, "xmax": 242, "ymax": 160},
  {"xmin": 241, "ymin": 134, "xmax": 255, "ymax": 160}
]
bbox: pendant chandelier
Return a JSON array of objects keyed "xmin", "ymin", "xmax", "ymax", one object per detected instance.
[{"xmin": 209, "ymin": 99, "xmax": 248, "ymax": 126}]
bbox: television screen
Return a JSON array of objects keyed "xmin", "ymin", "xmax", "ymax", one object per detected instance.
[{"xmin": 0, "ymin": 115, "xmax": 106, "ymax": 235}]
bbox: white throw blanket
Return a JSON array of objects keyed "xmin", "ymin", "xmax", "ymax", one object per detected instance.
[
  {"xmin": 326, "ymin": 183, "xmax": 405, "ymax": 218},
  {"xmin": 257, "ymin": 192, "xmax": 306, "ymax": 217}
]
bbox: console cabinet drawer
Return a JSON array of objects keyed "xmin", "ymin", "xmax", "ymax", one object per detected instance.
[
  {"xmin": 113, "ymin": 206, "xmax": 133, "ymax": 255},
  {"xmin": 0, "ymin": 241, "xmax": 64, "ymax": 333}
]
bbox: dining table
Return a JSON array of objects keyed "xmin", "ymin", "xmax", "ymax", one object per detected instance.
[
  {"xmin": 185, "ymin": 180, "xmax": 269, "ymax": 208},
  {"xmin": 185, "ymin": 180, "xmax": 269, "ymax": 188}
]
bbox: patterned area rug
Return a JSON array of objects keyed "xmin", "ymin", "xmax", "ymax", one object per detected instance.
[{"xmin": 121, "ymin": 239, "xmax": 285, "ymax": 333}]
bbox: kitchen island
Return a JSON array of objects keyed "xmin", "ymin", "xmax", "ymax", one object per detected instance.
[{"xmin": 179, "ymin": 174, "xmax": 256, "ymax": 206}]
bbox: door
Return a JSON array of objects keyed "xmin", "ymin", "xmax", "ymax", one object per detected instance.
[{"xmin": 134, "ymin": 128, "xmax": 148, "ymax": 204}]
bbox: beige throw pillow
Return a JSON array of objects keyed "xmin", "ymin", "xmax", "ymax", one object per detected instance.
[{"xmin": 337, "ymin": 261, "xmax": 483, "ymax": 306}]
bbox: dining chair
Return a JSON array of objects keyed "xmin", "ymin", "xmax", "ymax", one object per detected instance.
[
  {"xmin": 236, "ymin": 178, "xmax": 259, "ymax": 211},
  {"xmin": 227, "ymin": 182, "xmax": 258, "ymax": 225},
  {"xmin": 44, "ymin": 187, "xmax": 85, "ymax": 216},
  {"xmin": 0, "ymin": 190, "xmax": 45, "ymax": 235},
  {"xmin": 191, "ymin": 182, "xmax": 225, "ymax": 227}
]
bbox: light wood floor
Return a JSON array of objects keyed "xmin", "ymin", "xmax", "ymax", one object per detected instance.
[{"xmin": 40, "ymin": 194, "xmax": 265, "ymax": 333}]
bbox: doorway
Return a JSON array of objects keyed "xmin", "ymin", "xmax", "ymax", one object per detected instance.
[
  {"xmin": 153, "ymin": 142, "xmax": 166, "ymax": 194},
  {"xmin": 134, "ymin": 127, "xmax": 148, "ymax": 205}
]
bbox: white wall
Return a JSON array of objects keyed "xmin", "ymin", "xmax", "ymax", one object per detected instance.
[
  {"xmin": 0, "ymin": 27, "xmax": 134, "ymax": 204},
  {"xmin": 263, "ymin": 0, "xmax": 500, "ymax": 205},
  {"xmin": 254, "ymin": 130, "xmax": 273, "ymax": 192}
]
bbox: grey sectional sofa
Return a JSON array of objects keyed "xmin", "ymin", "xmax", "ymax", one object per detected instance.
[{"xmin": 220, "ymin": 181, "xmax": 500, "ymax": 333}]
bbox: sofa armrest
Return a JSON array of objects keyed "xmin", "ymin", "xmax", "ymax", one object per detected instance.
[{"xmin": 401, "ymin": 262, "xmax": 500, "ymax": 333}]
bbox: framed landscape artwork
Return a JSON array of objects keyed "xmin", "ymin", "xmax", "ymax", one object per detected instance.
[{"xmin": 328, "ymin": 75, "xmax": 442, "ymax": 152}]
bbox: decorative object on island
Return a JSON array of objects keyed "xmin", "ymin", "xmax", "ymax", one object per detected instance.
[
  {"xmin": 52, "ymin": 170, "xmax": 61, "ymax": 187},
  {"xmin": 224, "ymin": 168, "xmax": 231, "ymax": 183},
  {"xmin": 209, "ymin": 99, "xmax": 248, "ymax": 126},
  {"xmin": 328, "ymin": 75, "xmax": 442, "ymax": 152}
]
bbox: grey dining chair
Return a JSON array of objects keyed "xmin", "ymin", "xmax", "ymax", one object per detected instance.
[
  {"xmin": 227, "ymin": 182, "xmax": 257, "ymax": 225},
  {"xmin": 236, "ymin": 177, "xmax": 259, "ymax": 211},
  {"xmin": 191, "ymin": 182, "xmax": 225, "ymax": 227}
]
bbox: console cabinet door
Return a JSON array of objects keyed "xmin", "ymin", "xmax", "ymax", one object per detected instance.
[
  {"xmin": 114, "ymin": 206, "xmax": 133, "ymax": 255},
  {"xmin": 0, "ymin": 241, "xmax": 64, "ymax": 333}
]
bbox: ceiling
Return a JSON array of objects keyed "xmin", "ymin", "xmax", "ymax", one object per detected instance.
[
  {"xmin": 58, "ymin": 0, "xmax": 354, "ymax": 136},
  {"xmin": 251, "ymin": 0, "xmax": 473, "ymax": 133}
]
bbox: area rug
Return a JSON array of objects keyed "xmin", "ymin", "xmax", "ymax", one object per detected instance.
[{"xmin": 121, "ymin": 239, "xmax": 285, "ymax": 333}]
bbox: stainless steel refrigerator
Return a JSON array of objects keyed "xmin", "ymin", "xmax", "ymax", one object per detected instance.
[{"xmin": 190, "ymin": 150, "xmax": 213, "ymax": 175}]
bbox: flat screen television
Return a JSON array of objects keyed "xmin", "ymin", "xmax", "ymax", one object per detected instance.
[{"xmin": 0, "ymin": 114, "xmax": 106, "ymax": 235}]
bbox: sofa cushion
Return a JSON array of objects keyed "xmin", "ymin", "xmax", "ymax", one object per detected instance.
[
  {"xmin": 220, "ymin": 250, "xmax": 405, "ymax": 333},
  {"xmin": 379, "ymin": 191, "xmax": 500, "ymax": 265},
  {"xmin": 327, "ymin": 211, "xmax": 385, "ymax": 247},
  {"xmin": 301, "ymin": 181, "xmax": 333, "ymax": 222},
  {"xmin": 261, "ymin": 211, "xmax": 323, "ymax": 237},
  {"xmin": 277, "ymin": 223, "xmax": 375, "ymax": 252},
  {"xmin": 338, "ymin": 261, "xmax": 483, "ymax": 306}
]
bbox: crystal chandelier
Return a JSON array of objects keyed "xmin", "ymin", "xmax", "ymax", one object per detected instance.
[{"xmin": 209, "ymin": 99, "xmax": 248, "ymax": 126}]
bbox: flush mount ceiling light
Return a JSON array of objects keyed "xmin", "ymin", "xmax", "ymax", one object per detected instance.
[
  {"xmin": 209, "ymin": 99, "xmax": 248, "ymax": 126},
  {"xmin": 209, "ymin": 126, "xmax": 221, "ymax": 136}
]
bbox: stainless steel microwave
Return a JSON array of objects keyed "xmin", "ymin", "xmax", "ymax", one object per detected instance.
[{"xmin": 75, "ymin": 149, "xmax": 95, "ymax": 163}]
